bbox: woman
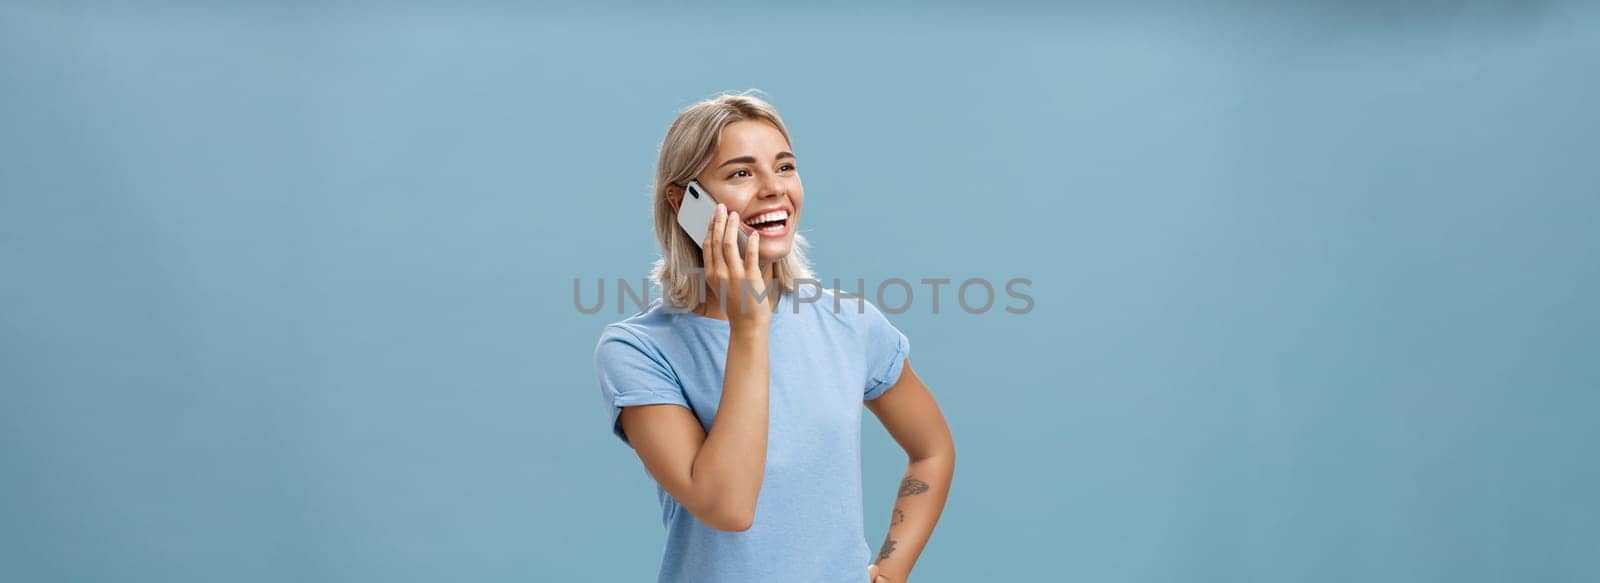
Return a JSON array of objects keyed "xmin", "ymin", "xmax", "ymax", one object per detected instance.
[{"xmin": 594, "ymin": 92, "xmax": 955, "ymax": 582}]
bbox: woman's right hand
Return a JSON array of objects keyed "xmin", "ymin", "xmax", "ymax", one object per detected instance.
[{"xmin": 702, "ymin": 203, "xmax": 769, "ymax": 327}]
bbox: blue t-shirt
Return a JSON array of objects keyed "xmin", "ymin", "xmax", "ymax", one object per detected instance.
[{"xmin": 593, "ymin": 284, "xmax": 910, "ymax": 583}]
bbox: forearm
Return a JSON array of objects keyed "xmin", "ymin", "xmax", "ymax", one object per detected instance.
[
  {"xmin": 872, "ymin": 453, "xmax": 955, "ymax": 581},
  {"xmin": 690, "ymin": 322, "xmax": 770, "ymax": 523}
]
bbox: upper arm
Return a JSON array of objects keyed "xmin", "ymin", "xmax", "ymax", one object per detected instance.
[
  {"xmin": 595, "ymin": 327, "xmax": 689, "ymax": 447},
  {"xmin": 617, "ymin": 404, "xmax": 708, "ymax": 502},
  {"xmin": 595, "ymin": 327, "xmax": 720, "ymax": 518},
  {"xmin": 859, "ymin": 298, "xmax": 912, "ymax": 400},
  {"xmin": 864, "ymin": 359, "xmax": 954, "ymax": 461}
]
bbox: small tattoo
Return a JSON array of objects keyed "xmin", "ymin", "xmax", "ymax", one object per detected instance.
[
  {"xmin": 877, "ymin": 537, "xmax": 898, "ymax": 562},
  {"xmin": 892, "ymin": 508, "xmax": 905, "ymax": 525},
  {"xmin": 897, "ymin": 477, "xmax": 929, "ymax": 497}
]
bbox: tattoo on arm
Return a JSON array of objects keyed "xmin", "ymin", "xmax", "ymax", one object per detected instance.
[
  {"xmin": 897, "ymin": 477, "xmax": 929, "ymax": 497},
  {"xmin": 878, "ymin": 478, "xmax": 922, "ymax": 564}
]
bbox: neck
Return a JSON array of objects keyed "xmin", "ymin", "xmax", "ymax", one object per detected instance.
[{"xmin": 695, "ymin": 262, "xmax": 781, "ymax": 320}]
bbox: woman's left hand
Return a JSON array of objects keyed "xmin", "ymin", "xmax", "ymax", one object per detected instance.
[{"xmin": 867, "ymin": 564, "xmax": 890, "ymax": 582}]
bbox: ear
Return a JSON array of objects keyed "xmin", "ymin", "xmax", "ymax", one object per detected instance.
[{"xmin": 665, "ymin": 183, "xmax": 685, "ymax": 214}]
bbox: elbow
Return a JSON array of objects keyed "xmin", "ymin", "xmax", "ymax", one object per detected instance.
[
  {"xmin": 699, "ymin": 494, "xmax": 757, "ymax": 532},
  {"xmin": 682, "ymin": 471, "xmax": 761, "ymax": 531},
  {"xmin": 909, "ymin": 437, "xmax": 957, "ymax": 466},
  {"xmin": 700, "ymin": 505, "xmax": 756, "ymax": 532},
  {"xmin": 717, "ymin": 513, "xmax": 756, "ymax": 533}
]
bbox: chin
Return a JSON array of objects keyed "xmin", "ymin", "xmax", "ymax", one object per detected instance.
[{"xmin": 757, "ymin": 241, "xmax": 793, "ymax": 265}]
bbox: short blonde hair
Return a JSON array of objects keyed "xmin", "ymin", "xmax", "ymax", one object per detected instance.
[{"xmin": 650, "ymin": 91, "xmax": 816, "ymax": 309}]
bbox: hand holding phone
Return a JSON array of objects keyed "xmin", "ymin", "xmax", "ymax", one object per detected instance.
[
  {"xmin": 675, "ymin": 180, "xmax": 768, "ymax": 322},
  {"xmin": 677, "ymin": 180, "xmax": 750, "ymax": 251}
]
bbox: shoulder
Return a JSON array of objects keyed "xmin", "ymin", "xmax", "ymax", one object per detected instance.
[{"xmin": 594, "ymin": 299, "xmax": 682, "ymax": 362}]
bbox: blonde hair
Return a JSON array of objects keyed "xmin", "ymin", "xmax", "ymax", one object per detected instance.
[{"xmin": 650, "ymin": 91, "xmax": 816, "ymax": 309}]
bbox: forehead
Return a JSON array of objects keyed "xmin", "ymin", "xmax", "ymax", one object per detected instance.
[{"xmin": 714, "ymin": 119, "xmax": 789, "ymax": 155}]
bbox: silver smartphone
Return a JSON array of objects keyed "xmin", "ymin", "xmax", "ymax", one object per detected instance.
[{"xmin": 676, "ymin": 180, "xmax": 750, "ymax": 250}]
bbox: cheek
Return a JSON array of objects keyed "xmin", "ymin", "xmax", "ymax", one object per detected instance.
[
  {"xmin": 706, "ymin": 181, "xmax": 756, "ymax": 207},
  {"xmin": 725, "ymin": 193, "xmax": 757, "ymax": 211}
]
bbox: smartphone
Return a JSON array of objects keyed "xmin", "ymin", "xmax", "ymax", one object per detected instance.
[{"xmin": 676, "ymin": 180, "xmax": 750, "ymax": 251}]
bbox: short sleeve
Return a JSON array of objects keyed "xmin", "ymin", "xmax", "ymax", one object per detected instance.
[
  {"xmin": 861, "ymin": 299, "xmax": 911, "ymax": 400},
  {"xmin": 594, "ymin": 325, "xmax": 690, "ymax": 448}
]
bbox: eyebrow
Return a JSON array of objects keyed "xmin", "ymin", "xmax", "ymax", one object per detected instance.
[{"xmin": 715, "ymin": 151, "xmax": 796, "ymax": 169}]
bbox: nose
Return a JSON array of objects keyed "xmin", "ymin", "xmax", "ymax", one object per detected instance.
[{"xmin": 756, "ymin": 173, "xmax": 784, "ymax": 200}]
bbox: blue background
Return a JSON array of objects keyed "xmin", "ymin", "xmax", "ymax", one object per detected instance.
[{"xmin": 3, "ymin": 1, "xmax": 1597, "ymax": 581}]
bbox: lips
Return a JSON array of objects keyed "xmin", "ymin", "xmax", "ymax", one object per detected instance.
[{"xmin": 743, "ymin": 208, "xmax": 791, "ymax": 237}]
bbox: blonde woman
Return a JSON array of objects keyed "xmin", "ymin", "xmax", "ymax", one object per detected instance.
[{"xmin": 593, "ymin": 92, "xmax": 955, "ymax": 582}]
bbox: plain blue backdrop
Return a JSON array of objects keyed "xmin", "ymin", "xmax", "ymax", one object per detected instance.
[{"xmin": 3, "ymin": 1, "xmax": 1597, "ymax": 581}]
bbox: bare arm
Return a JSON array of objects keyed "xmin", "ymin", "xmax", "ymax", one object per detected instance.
[
  {"xmin": 618, "ymin": 206, "xmax": 771, "ymax": 532},
  {"xmin": 618, "ymin": 321, "xmax": 767, "ymax": 531},
  {"xmin": 864, "ymin": 360, "xmax": 955, "ymax": 582}
]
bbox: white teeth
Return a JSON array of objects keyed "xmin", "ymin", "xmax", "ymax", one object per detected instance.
[{"xmin": 744, "ymin": 209, "xmax": 789, "ymax": 225}]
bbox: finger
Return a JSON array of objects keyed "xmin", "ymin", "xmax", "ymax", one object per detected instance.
[
  {"xmin": 723, "ymin": 211, "xmax": 741, "ymax": 277},
  {"xmin": 698, "ymin": 209, "xmax": 716, "ymax": 281},
  {"xmin": 744, "ymin": 229, "xmax": 760, "ymax": 281},
  {"xmin": 707, "ymin": 204, "xmax": 725, "ymax": 281},
  {"xmin": 867, "ymin": 564, "xmax": 878, "ymax": 582}
]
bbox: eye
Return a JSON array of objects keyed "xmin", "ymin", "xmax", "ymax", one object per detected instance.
[
  {"xmin": 729, "ymin": 169, "xmax": 751, "ymax": 178},
  {"xmin": 779, "ymin": 163, "xmax": 796, "ymax": 172}
]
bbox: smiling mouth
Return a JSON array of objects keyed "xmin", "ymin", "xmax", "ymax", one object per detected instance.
[{"xmin": 743, "ymin": 209, "xmax": 790, "ymax": 236}]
